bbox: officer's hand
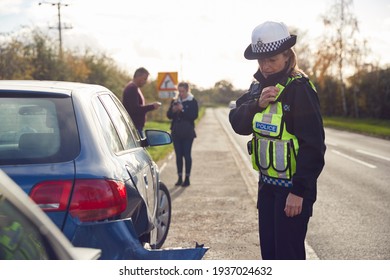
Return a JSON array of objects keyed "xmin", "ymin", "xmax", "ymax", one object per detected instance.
[
  {"xmin": 284, "ymin": 193, "xmax": 303, "ymax": 217},
  {"xmin": 258, "ymin": 86, "xmax": 279, "ymax": 109}
]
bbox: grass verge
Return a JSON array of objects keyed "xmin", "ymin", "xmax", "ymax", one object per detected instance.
[
  {"xmin": 323, "ymin": 117, "xmax": 390, "ymax": 139},
  {"xmin": 144, "ymin": 120, "xmax": 173, "ymax": 162}
]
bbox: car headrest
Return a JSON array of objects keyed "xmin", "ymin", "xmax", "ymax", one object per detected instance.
[{"xmin": 18, "ymin": 133, "xmax": 56, "ymax": 153}]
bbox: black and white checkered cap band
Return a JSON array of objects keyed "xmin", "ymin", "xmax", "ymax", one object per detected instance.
[{"xmin": 251, "ymin": 37, "xmax": 290, "ymax": 53}]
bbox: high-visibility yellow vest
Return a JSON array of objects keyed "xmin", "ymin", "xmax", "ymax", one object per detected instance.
[{"xmin": 250, "ymin": 75, "xmax": 316, "ymax": 187}]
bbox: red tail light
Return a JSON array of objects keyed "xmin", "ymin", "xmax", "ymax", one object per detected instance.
[
  {"xmin": 70, "ymin": 179, "xmax": 127, "ymax": 222},
  {"xmin": 30, "ymin": 180, "xmax": 73, "ymax": 211},
  {"xmin": 30, "ymin": 179, "xmax": 127, "ymax": 222}
]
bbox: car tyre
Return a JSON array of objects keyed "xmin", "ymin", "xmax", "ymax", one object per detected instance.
[{"xmin": 151, "ymin": 182, "xmax": 171, "ymax": 249}]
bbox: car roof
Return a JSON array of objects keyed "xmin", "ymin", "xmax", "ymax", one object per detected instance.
[{"xmin": 0, "ymin": 80, "xmax": 108, "ymax": 96}]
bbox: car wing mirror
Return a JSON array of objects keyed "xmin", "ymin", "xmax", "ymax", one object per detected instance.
[{"xmin": 141, "ymin": 130, "xmax": 172, "ymax": 147}]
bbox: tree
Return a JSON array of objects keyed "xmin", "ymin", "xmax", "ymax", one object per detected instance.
[
  {"xmin": 349, "ymin": 66, "xmax": 390, "ymax": 119},
  {"xmin": 0, "ymin": 39, "xmax": 30, "ymax": 79},
  {"xmin": 314, "ymin": 0, "xmax": 367, "ymax": 116},
  {"xmin": 289, "ymin": 27, "xmax": 312, "ymax": 76},
  {"xmin": 0, "ymin": 27, "xmax": 130, "ymax": 99}
]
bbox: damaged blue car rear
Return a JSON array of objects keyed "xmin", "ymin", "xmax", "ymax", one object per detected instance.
[{"xmin": 0, "ymin": 80, "xmax": 207, "ymax": 260}]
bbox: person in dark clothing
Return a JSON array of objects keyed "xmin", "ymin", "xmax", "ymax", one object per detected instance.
[
  {"xmin": 229, "ymin": 21, "xmax": 326, "ymax": 260},
  {"xmin": 167, "ymin": 82, "xmax": 198, "ymax": 187},
  {"xmin": 122, "ymin": 67, "xmax": 161, "ymax": 137}
]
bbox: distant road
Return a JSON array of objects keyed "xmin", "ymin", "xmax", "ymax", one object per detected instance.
[{"xmin": 216, "ymin": 107, "xmax": 390, "ymax": 260}]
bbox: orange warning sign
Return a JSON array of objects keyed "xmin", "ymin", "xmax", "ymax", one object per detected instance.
[{"xmin": 157, "ymin": 72, "xmax": 178, "ymax": 91}]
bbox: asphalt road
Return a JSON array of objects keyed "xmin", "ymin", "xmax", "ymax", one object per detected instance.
[
  {"xmin": 160, "ymin": 107, "xmax": 390, "ymax": 260},
  {"xmin": 160, "ymin": 108, "xmax": 260, "ymax": 260},
  {"xmin": 309, "ymin": 127, "xmax": 390, "ymax": 260}
]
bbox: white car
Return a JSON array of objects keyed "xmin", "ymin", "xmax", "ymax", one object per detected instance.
[
  {"xmin": 0, "ymin": 169, "xmax": 101, "ymax": 260},
  {"xmin": 229, "ymin": 100, "xmax": 236, "ymax": 109}
]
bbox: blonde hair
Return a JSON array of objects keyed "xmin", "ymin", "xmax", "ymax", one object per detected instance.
[{"xmin": 283, "ymin": 49, "xmax": 307, "ymax": 78}]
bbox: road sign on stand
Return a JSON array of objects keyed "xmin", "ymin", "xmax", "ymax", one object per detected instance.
[
  {"xmin": 159, "ymin": 91, "xmax": 176, "ymax": 98},
  {"xmin": 157, "ymin": 72, "xmax": 178, "ymax": 99}
]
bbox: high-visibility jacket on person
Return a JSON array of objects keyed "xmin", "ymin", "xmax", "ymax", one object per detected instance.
[
  {"xmin": 229, "ymin": 69, "xmax": 325, "ymax": 200},
  {"xmin": 250, "ymin": 75, "xmax": 316, "ymax": 187}
]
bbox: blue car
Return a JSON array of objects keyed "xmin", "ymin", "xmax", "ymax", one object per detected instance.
[{"xmin": 0, "ymin": 80, "xmax": 207, "ymax": 260}]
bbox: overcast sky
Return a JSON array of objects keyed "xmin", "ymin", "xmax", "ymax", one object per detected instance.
[{"xmin": 1, "ymin": 0, "xmax": 389, "ymax": 89}]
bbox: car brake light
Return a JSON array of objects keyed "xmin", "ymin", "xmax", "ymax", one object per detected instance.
[
  {"xmin": 30, "ymin": 179, "xmax": 127, "ymax": 222},
  {"xmin": 70, "ymin": 179, "xmax": 127, "ymax": 222},
  {"xmin": 30, "ymin": 180, "xmax": 73, "ymax": 211}
]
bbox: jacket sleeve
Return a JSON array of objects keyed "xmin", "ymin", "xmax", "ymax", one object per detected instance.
[
  {"xmin": 289, "ymin": 81, "xmax": 326, "ymax": 198},
  {"xmin": 229, "ymin": 89, "xmax": 263, "ymax": 136},
  {"xmin": 166, "ymin": 99, "xmax": 175, "ymax": 120}
]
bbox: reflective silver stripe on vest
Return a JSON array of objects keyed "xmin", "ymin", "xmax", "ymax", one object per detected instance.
[
  {"xmin": 258, "ymin": 138, "xmax": 289, "ymax": 179},
  {"xmin": 259, "ymin": 138, "xmax": 270, "ymax": 176},
  {"xmin": 260, "ymin": 114, "xmax": 271, "ymax": 136},
  {"xmin": 274, "ymin": 140, "xmax": 288, "ymax": 178},
  {"xmin": 259, "ymin": 103, "xmax": 277, "ymax": 136},
  {"xmin": 269, "ymin": 103, "xmax": 277, "ymax": 114}
]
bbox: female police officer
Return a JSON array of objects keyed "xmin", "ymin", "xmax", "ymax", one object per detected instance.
[{"xmin": 229, "ymin": 21, "xmax": 326, "ymax": 259}]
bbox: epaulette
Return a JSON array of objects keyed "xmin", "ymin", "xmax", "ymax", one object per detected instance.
[
  {"xmin": 292, "ymin": 75, "xmax": 308, "ymax": 84},
  {"xmin": 248, "ymin": 82, "xmax": 261, "ymax": 99},
  {"xmin": 236, "ymin": 82, "xmax": 261, "ymax": 107},
  {"xmin": 291, "ymin": 74, "xmax": 316, "ymax": 91}
]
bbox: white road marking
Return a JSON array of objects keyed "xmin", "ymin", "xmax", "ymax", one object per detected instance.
[
  {"xmin": 356, "ymin": 149, "xmax": 390, "ymax": 162},
  {"xmin": 160, "ymin": 162, "xmax": 167, "ymax": 173},
  {"xmin": 332, "ymin": 150, "xmax": 377, "ymax": 168}
]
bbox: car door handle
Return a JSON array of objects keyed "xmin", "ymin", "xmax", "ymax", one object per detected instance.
[{"xmin": 143, "ymin": 174, "xmax": 148, "ymax": 188}]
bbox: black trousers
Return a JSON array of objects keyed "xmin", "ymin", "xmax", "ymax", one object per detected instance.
[
  {"xmin": 173, "ymin": 137, "xmax": 194, "ymax": 176},
  {"xmin": 257, "ymin": 182, "xmax": 313, "ymax": 260}
]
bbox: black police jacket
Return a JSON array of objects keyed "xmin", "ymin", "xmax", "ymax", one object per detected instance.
[{"xmin": 229, "ymin": 70, "xmax": 326, "ymax": 201}]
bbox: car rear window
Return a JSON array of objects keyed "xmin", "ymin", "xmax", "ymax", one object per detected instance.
[{"xmin": 0, "ymin": 96, "xmax": 80, "ymax": 165}]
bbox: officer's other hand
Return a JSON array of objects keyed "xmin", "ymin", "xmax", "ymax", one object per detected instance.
[{"xmin": 284, "ymin": 193, "xmax": 303, "ymax": 217}]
